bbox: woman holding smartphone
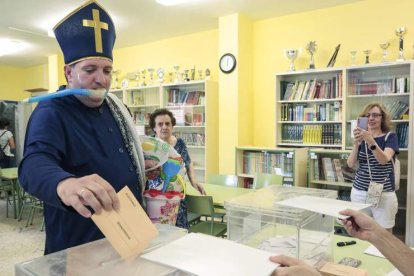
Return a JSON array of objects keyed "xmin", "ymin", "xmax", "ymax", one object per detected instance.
[{"xmin": 347, "ymin": 102, "xmax": 399, "ymax": 232}]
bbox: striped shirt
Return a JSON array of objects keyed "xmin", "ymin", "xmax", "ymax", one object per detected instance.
[{"xmin": 353, "ymin": 133, "xmax": 399, "ymax": 192}]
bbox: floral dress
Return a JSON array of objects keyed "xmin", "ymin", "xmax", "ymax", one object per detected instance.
[{"xmin": 174, "ymin": 138, "xmax": 191, "ymax": 229}]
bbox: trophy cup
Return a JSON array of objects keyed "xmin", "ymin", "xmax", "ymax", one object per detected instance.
[
  {"xmin": 350, "ymin": 50, "xmax": 357, "ymax": 65},
  {"xmin": 284, "ymin": 49, "xmax": 299, "ymax": 71},
  {"xmin": 173, "ymin": 65, "xmax": 180, "ymax": 83},
  {"xmin": 147, "ymin": 68, "xmax": 154, "ymax": 85},
  {"xmin": 379, "ymin": 42, "xmax": 390, "ymax": 63},
  {"xmin": 205, "ymin": 68, "xmax": 211, "ymax": 80},
  {"xmin": 198, "ymin": 69, "xmax": 203, "ymax": 80},
  {"xmin": 184, "ymin": 69, "xmax": 190, "ymax": 82},
  {"xmin": 134, "ymin": 71, "xmax": 141, "ymax": 87},
  {"xmin": 112, "ymin": 70, "xmax": 120, "ymax": 89},
  {"xmin": 140, "ymin": 69, "xmax": 147, "ymax": 86},
  {"xmin": 395, "ymin": 27, "xmax": 407, "ymax": 61},
  {"xmin": 305, "ymin": 41, "xmax": 317, "ymax": 69},
  {"xmin": 363, "ymin": 50, "xmax": 371, "ymax": 64},
  {"xmin": 157, "ymin": 68, "xmax": 165, "ymax": 83}
]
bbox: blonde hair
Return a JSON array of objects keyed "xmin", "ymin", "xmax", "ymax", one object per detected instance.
[{"xmin": 358, "ymin": 102, "xmax": 392, "ymax": 132}]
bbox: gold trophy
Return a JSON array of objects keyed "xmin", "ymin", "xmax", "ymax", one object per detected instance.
[
  {"xmin": 306, "ymin": 41, "xmax": 317, "ymax": 69},
  {"xmin": 395, "ymin": 27, "xmax": 407, "ymax": 61},
  {"xmin": 363, "ymin": 50, "xmax": 371, "ymax": 64},
  {"xmin": 379, "ymin": 42, "xmax": 390, "ymax": 63}
]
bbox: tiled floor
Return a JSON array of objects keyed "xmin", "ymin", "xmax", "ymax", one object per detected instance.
[{"xmin": 0, "ymin": 200, "xmax": 45, "ymax": 276}]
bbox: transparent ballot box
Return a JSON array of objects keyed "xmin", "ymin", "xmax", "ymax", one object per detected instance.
[
  {"xmin": 224, "ymin": 186, "xmax": 337, "ymax": 265},
  {"xmin": 15, "ymin": 224, "xmax": 187, "ymax": 276}
]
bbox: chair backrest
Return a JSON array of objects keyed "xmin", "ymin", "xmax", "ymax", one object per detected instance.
[
  {"xmin": 252, "ymin": 173, "xmax": 284, "ymax": 189},
  {"xmin": 186, "ymin": 194, "xmax": 216, "ymax": 235},
  {"xmin": 186, "ymin": 194, "xmax": 215, "ymax": 216},
  {"xmin": 207, "ymin": 174, "xmax": 238, "ymax": 187}
]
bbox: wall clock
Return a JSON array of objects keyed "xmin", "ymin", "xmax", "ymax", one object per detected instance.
[{"xmin": 219, "ymin": 53, "xmax": 237, "ymax": 73}]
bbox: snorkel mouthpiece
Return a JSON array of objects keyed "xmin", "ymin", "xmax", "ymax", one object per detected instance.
[{"xmin": 22, "ymin": 88, "xmax": 109, "ymax": 104}]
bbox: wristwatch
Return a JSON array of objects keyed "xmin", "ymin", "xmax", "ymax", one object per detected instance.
[{"xmin": 369, "ymin": 144, "xmax": 377, "ymax": 151}]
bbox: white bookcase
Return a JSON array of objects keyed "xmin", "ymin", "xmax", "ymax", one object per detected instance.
[
  {"xmin": 110, "ymin": 80, "xmax": 218, "ymax": 182},
  {"xmin": 275, "ymin": 61, "xmax": 414, "ymax": 244}
]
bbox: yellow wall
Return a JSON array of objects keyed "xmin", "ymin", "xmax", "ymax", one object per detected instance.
[
  {"xmin": 252, "ymin": 0, "xmax": 414, "ymax": 146},
  {"xmin": 0, "ymin": 66, "xmax": 24, "ymax": 100},
  {"xmin": 0, "ymin": 64, "xmax": 50, "ymax": 101},
  {"xmin": 113, "ymin": 30, "xmax": 219, "ymax": 83}
]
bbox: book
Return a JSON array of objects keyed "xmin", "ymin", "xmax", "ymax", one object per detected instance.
[
  {"xmin": 332, "ymin": 158, "xmax": 344, "ymax": 182},
  {"xmin": 322, "ymin": 157, "xmax": 336, "ymax": 181}
]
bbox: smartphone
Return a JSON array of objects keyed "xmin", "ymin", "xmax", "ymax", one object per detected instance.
[{"xmin": 357, "ymin": 117, "xmax": 368, "ymax": 130}]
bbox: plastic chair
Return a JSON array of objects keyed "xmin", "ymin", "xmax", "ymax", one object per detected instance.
[
  {"xmin": 252, "ymin": 173, "xmax": 284, "ymax": 189},
  {"xmin": 0, "ymin": 177, "xmax": 13, "ymax": 218},
  {"xmin": 185, "ymin": 194, "xmax": 227, "ymax": 237},
  {"xmin": 207, "ymin": 174, "xmax": 239, "ymax": 222},
  {"xmin": 207, "ymin": 174, "xmax": 238, "ymax": 187},
  {"xmin": 18, "ymin": 193, "xmax": 44, "ymax": 230}
]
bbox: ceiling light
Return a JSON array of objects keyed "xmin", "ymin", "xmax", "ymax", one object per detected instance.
[
  {"xmin": 0, "ymin": 39, "xmax": 25, "ymax": 56},
  {"xmin": 155, "ymin": 0, "xmax": 197, "ymax": 6}
]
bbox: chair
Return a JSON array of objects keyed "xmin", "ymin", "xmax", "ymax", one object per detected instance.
[
  {"xmin": 18, "ymin": 193, "xmax": 44, "ymax": 230},
  {"xmin": 252, "ymin": 173, "xmax": 284, "ymax": 189},
  {"xmin": 207, "ymin": 174, "xmax": 238, "ymax": 187},
  {"xmin": 207, "ymin": 174, "xmax": 239, "ymax": 222},
  {"xmin": 0, "ymin": 177, "xmax": 13, "ymax": 218},
  {"xmin": 185, "ymin": 194, "xmax": 227, "ymax": 237}
]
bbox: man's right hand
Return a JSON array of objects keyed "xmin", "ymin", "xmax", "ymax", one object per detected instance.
[
  {"xmin": 339, "ymin": 209, "xmax": 381, "ymax": 242},
  {"xmin": 57, "ymin": 174, "xmax": 120, "ymax": 218}
]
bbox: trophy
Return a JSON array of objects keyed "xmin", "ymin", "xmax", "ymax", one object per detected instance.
[
  {"xmin": 184, "ymin": 69, "xmax": 190, "ymax": 82},
  {"xmin": 305, "ymin": 41, "xmax": 317, "ymax": 69},
  {"xmin": 350, "ymin": 50, "xmax": 357, "ymax": 65},
  {"xmin": 395, "ymin": 27, "xmax": 407, "ymax": 61},
  {"xmin": 363, "ymin": 50, "xmax": 371, "ymax": 64},
  {"xmin": 147, "ymin": 68, "xmax": 154, "ymax": 85},
  {"xmin": 205, "ymin": 68, "xmax": 211, "ymax": 80},
  {"xmin": 173, "ymin": 65, "xmax": 180, "ymax": 83},
  {"xmin": 198, "ymin": 69, "xmax": 203, "ymax": 80},
  {"xmin": 134, "ymin": 71, "xmax": 141, "ymax": 87},
  {"xmin": 157, "ymin": 68, "xmax": 165, "ymax": 83},
  {"xmin": 112, "ymin": 69, "xmax": 120, "ymax": 89},
  {"xmin": 284, "ymin": 49, "xmax": 299, "ymax": 71},
  {"xmin": 140, "ymin": 69, "xmax": 147, "ymax": 86},
  {"xmin": 379, "ymin": 42, "xmax": 390, "ymax": 63}
]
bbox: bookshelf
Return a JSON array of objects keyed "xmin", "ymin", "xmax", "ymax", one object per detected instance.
[
  {"xmin": 344, "ymin": 62, "xmax": 413, "ymax": 242},
  {"xmin": 276, "ymin": 68, "xmax": 344, "ymax": 148},
  {"xmin": 308, "ymin": 149, "xmax": 352, "ymax": 200},
  {"xmin": 275, "ymin": 62, "xmax": 414, "ymax": 243},
  {"xmin": 109, "ymin": 80, "xmax": 218, "ymax": 182},
  {"xmin": 124, "ymin": 84, "xmax": 161, "ymax": 136},
  {"xmin": 235, "ymin": 146, "xmax": 308, "ymax": 188}
]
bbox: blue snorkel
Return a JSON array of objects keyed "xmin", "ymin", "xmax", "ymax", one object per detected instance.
[{"xmin": 22, "ymin": 88, "xmax": 108, "ymax": 104}]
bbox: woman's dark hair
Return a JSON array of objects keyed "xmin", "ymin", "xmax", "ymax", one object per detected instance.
[
  {"xmin": 0, "ymin": 118, "xmax": 10, "ymax": 129},
  {"xmin": 149, "ymin": 108, "xmax": 176, "ymax": 129}
]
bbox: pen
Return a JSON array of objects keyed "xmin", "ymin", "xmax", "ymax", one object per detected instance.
[{"xmin": 337, "ymin": 240, "xmax": 356, "ymax": 247}]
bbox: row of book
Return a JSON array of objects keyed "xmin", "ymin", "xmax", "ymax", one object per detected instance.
[
  {"xmin": 396, "ymin": 123, "xmax": 409, "ymax": 148},
  {"xmin": 313, "ymin": 157, "xmax": 352, "ymax": 183},
  {"xmin": 281, "ymin": 124, "xmax": 342, "ymax": 145},
  {"xmin": 167, "ymin": 89, "xmax": 205, "ymax": 105},
  {"xmin": 280, "ymin": 101, "xmax": 341, "ymax": 122},
  {"xmin": 173, "ymin": 132, "xmax": 205, "ymax": 146},
  {"xmin": 242, "ymin": 151, "xmax": 294, "ymax": 178},
  {"xmin": 385, "ymin": 101, "xmax": 409, "ymax": 120},
  {"xmin": 348, "ymin": 75, "xmax": 410, "ymax": 95},
  {"xmin": 280, "ymin": 74, "xmax": 342, "ymax": 101},
  {"xmin": 133, "ymin": 111, "xmax": 150, "ymax": 125}
]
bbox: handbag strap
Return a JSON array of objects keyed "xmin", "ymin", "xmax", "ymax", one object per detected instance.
[
  {"xmin": 0, "ymin": 130, "xmax": 9, "ymax": 150},
  {"xmin": 365, "ymin": 142, "xmax": 372, "ymax": 181}
]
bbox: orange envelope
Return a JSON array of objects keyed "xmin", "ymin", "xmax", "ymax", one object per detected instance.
[{"xmin": 91, "ymin": 186, "xmax": 159, "ymax": 259}]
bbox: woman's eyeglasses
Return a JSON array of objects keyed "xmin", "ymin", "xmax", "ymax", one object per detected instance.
[{"xmin": 364, "ymin": 113, "xmax": 382, "ymax": 118}]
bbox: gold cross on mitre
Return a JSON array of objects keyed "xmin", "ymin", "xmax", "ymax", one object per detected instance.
[{"xmin": 82, "ymin": 8, "xmax": 108, "ymax": 53}]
